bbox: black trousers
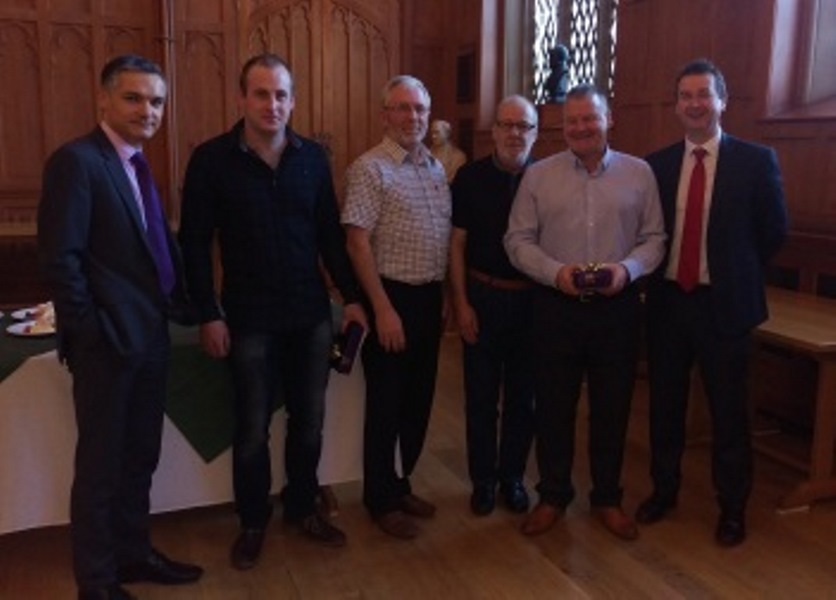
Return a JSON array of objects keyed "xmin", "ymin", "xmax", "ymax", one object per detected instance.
[
  {"xmin": 361, "ymin": 279, "xmax": 443, "ymax": 517},
  {"xmin": 646, "ymin": 281, "xmax": 753, "ymax": 516},
  {"xmin": 68, "ymin": 320, "xmax": 169, "ymax": 590},
  {"xmin": 532, "ymin": 286, "xmax": 641, "ymax": 509},
  {"xmin": 462, "ymin": 280, "xmax": 535, "ymax": 487}
]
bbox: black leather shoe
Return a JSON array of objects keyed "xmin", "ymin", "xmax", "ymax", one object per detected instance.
[
  {"xmin": 715, "ymin": 514, "xmax": 746, "ymax": 547},
  {"xmin": 231, "ymin": 528, "xmax": 266, "ymax": 570},
  {"xmin": 470, "ymin": 484, "xmax": 496, "ymax": 516},
  {"xmin": 78, "ymin": 584, "xmax": 136, "ymax": 600},
  {"xmin": 500, "ymin": 481, "xmax": 530, "ymax": 514},
  {"xmin": 117, "ymin": 548, "xmax": 203, "ymax": 585},
  {"xmin": 635, "ymin": 495, "xmax": 676, "ymax": 525}
]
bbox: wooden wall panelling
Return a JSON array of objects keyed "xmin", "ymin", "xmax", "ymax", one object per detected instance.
[
  {"xmin": 244, "ymin": 0, "xmax": 397, "ymax": 188},
  {"xmin": 0, "ymin": 0, "xmax": 163, "ymax": 236},
  {"xmin": 168, "ymin": 0, "xmax": 240, "ymax": 224},
  {"xmin": 0, "ymin": 18, "xmax": 44, "ymax": 235},
  {"xmin": 615, "ymin": 0, "xmax": 836, "ymax": 296},
  {"xmin": 247, "ymin": 0, "xmax": 318, "ymax": 134}
]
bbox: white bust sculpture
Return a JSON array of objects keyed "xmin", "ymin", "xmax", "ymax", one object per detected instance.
[{"xmin": 429, "ymin": 119, "xmax": 467, "ymax": 183}]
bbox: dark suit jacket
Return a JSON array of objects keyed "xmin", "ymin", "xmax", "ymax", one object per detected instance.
[
  {"xmin": 38, "ymin": 126, "xmax": 190, "ymax": 360},
  {"xmin": 646, "ymin": 133, "xmax": 788, "ymax": 336}
]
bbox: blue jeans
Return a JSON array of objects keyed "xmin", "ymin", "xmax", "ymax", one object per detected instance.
[{"xmin": 228, "ymin": 319, "xmax": 331, "ymax": 527}]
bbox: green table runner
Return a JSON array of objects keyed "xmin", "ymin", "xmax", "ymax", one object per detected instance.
[{"xmin": 0, "ymin": 319, "xmax": 245, "ymax": 463}]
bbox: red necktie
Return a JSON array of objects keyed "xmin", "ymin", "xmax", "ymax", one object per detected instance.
[{"xmin": 677, "ymin": 148, "xmax": 707, "ymax": 292}]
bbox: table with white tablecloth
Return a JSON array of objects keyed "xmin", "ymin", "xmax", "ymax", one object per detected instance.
[{"xmin": 0, "ymin": 345, "xmax": 364, "ymax": 535}]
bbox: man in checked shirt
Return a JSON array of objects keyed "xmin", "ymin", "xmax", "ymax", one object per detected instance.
[{"xmin": 343, "ymin": 75, "xmax": 451, "ymax": 540}]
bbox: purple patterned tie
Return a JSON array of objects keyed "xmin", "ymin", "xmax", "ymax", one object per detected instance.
[{"xmin": 130, "ymin": 152, "xmax": 176, "ymax": 295}]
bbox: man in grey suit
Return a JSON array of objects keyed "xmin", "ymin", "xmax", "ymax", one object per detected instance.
[
  {"xmin": 38, "ymin": 55, "xmax": 203, "ymax": 600},
  {"xmin": 636, "ymin": 59, "xmax": 788, "ymax": 547}
]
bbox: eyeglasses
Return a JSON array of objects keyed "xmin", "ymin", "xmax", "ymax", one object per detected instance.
[
  {"xmin": 385, "ymin": 102, "xmax": 430, "ymax": 116},
  {"xmin": 495, "ymin": 121, "xmax": 537, "ymax": 132}
]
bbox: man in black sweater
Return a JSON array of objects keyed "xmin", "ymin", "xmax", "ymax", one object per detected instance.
[{"xmin": 179, "ymin": 53, "xmax": 365, "ymax": 569}]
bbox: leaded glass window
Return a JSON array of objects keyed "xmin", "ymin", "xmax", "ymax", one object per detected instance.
[{"xmin": 533, "ymin": 0, "xmax": 618, "ymax": 104}]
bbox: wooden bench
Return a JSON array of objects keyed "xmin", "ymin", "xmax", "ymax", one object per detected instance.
[{"xmin": 753, "ymin": 287, "xmax": 836, "ymax": 511}]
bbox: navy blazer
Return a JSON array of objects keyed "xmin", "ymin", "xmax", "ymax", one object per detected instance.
[
  {"xmin": 38, "ymin": 126, "xmax": 190, "ymax": 359},
  {"xmin": 646, "ymin": 133, "xmax": 788, "ymax": 336}
]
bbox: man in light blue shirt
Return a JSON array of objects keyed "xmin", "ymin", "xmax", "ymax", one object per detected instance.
[{"xmin": 505, "ymin": 84, "xmax": 665, "ymax": 541}]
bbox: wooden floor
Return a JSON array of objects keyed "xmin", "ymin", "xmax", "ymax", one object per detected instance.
[{"xmin": 3, "ymin": 334, "xmax": 836, "ymax": 599}]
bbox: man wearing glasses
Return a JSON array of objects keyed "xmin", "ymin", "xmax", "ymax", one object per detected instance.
[
  {"xmin": 343, "ymin": 75, "xmax": 451, "ymax": 540},
  {"xmin": 449, "ymin": 95, "xmax": 539, "ymax": 517}
]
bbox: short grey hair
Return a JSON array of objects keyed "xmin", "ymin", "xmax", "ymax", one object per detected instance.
[
  {"xmin": 495, "ymin": 94, "xmax": 538, "ymax": 126},
  {"xmin": 381, "ymin": 75, "xmax": 431, "ymax": 107}
]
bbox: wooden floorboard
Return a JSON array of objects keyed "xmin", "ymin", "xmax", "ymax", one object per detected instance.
[{"xmin": 3, "ymin": 334, "xmax": 836, "ymax": 598}]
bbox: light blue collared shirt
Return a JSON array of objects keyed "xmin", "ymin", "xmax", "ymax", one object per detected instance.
[{"xmin": 504, "ymin": 147, "xmax": 666, "ymax": 287}]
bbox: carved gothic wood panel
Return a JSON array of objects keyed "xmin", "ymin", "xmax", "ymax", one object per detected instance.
[{"xmin": 0, "ymin": 0, "xmax": 164, "ymax": 235}]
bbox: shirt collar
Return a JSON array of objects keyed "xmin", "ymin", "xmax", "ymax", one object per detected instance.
[
  {"xmin": 685, "ymin": 128, "xmax": 722, "ymax": 158},
  {"xmin": 100, "ymin": 121, "xmax": 140, "ymax": 162},
  {"xmin": 381, "ymin": 135, "xmax": 434, "ymax": 166},
  {"xmin": 570, "ymin": 146, "xmax": 612, "ymax": 176},
  {"xmin": 491, "ymin": 152, "xmax": 533, "ymax": 174},
  {"xmin": 233, "ymin": 119, "xmax": 303, "ymax": 153}
]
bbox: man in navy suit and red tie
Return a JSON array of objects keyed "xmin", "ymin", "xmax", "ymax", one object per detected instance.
[
  {"xmin": 38, "ymin": 55, "xmax": 202, "ymax": 599},
  {"xmin": 635, "ymin": 59, "xmax": 788, "ymax": 547}
]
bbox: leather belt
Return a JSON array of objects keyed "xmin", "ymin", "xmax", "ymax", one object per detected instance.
[{"xmin": 468, "ymin": 268, "xmax": 533, "ymax": 291}]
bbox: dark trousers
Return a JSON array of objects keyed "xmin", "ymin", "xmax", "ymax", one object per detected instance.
[
  {"xmin": 463, "ymin": 281, "xmax": 535, "ymax": 487},
  {"xmin": 362, "ymin": 279, "xmax": 443, "ymax": 517},
  {"xmin": 646, "ymin": 282, "xmax": 753, "ymax": 516},
  {"xmin": 532, "ymin": 287, "xmax": 641, "ymax": 509},
  {"xmin": 228, "ymin": 318, "xmax": 332, "ymax": 527},
  {"xmin": 68, "ymin": 320, "xmax": 169, "ymax": 590}
]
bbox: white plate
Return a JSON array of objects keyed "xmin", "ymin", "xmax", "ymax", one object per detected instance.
[
  {"xmin": 6, "ymin": 321, "xmax": 55, "ymax": 337},
  {"xmin": 11, "ymin": 308, "xmax": 35, "ymax": 320}
]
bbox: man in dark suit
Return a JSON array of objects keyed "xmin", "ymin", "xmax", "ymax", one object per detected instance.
[
  {"xmin": 38, "ymin": 55, "xmax": 203, "ymax": 600},
  {"xmin": 636, "ymin": 59, "xmax": 788, "ymax": 547}
]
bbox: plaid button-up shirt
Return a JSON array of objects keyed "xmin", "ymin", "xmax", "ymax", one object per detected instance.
[{"xmin": 342, "ymin": 136, "xmax": 451, "ymax": 284}]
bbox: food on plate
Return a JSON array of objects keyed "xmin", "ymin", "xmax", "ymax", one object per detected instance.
[
  {"xmin": 24, "ymin": 319, "xmax": 55, "ymax": 335},
  {"xmin": 26, "ymin": 301, "xmax": 56, "ymax": 333}
]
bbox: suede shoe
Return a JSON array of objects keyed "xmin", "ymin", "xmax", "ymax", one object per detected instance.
[
  {"xmin": 376, "ymin": 510, "xmax": 419, "ymax": 539},
  {"xmin": 500, "ymin": 481, "xmax": 530, "ymax": 514},
  {"xmin": 715, "ymin": 513, "xmax": 746, "ymax": 547},
  {"xmin": 521, "ymin": 502, "xmax": 562, "ymax": 536},
  {"xmin": 470, "ymin": 484, "xmax": 496, "ymax": 516},
  {"xmin": 299, "ymin": 513, "xmax": 347, "ymax": 547},
  {"xmin": 230, "ymin": 528, "xmax": 265, "ymax": 570},
  {"xmin": 78, "ymin": 585, "xmax": 136, "ymax": 600},
  {"xmin": 635, "ymin": 495, "xmax": 676, "ymax": 525},
  {"xmin": 117, "ymin": 548, "xmax": 203, "ymax": 585},
  {"xmin": 400, "ymin": 493, "xmax": 436, "ymax": 518},
  {"xmin": 595, "ymin": 507, "xmax": 639, "ymax": 541}
]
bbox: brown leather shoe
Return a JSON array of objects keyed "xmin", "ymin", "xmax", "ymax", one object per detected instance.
[
  {"xmin": 299, "ymin": 513, "xmax": 347, "ymax": 547},
  {"xmin": 376, "ymin": 510, "xmax": 419, "ymax": 539},
  {"xmin": 399, "ymin": 493, "xmax": 436, "ymax": 518},
  {"xmin": 521, "ymin": 502, "xmax": 562, "ymax": 536},
  {"xmin": 595, "ymin": 507, "xmax": 639, "ymax": 541}
]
